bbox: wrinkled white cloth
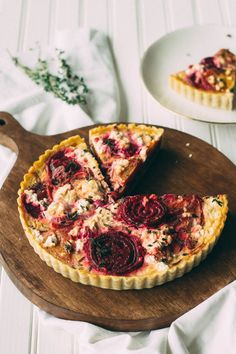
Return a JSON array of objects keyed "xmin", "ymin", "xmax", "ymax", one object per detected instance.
[
  {"xmin": 0, "ymin": 145, "xmax": 17, "ymax": 188},
  {"xmin": 0, "ymin": 28, "xmax": 120, "ymax": 134},
  {"xmin": 38, "ymin": 280, "xmax": 236, "ymax": 354}
]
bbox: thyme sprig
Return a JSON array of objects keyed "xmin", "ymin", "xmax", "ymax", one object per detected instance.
[{"xmin": 12, "ymin": 49, "xmax": 89, "ymax": 105}]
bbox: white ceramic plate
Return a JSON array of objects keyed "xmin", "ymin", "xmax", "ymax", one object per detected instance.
[{"xmin": 141, "ymin": 25, "xmax": 236, "ymax": 124}]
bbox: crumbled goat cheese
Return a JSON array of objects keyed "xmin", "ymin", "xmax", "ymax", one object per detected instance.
[
  {"xmin": 44, "ymin": 201, "xmax": 65, "ymax": 219},
  {"xmin": 145, "ymin": 255, "xmax": 168, "ymax": 272},
  {"xmin": 75, "ymin": 239, "xmax": 84, "ymax": 252},
  {"xmin": 32, "ymin": 229, "xmax": 44, "ymax": 242},
  {"xmin": 25, "ymin": 189, "xmax": 38, "ymax": 203},
  {"xmin": 43, "ymin": 234, "xmax": 58, "ymax": 247},
  {"xmin": 53, "ymin": 184, "xmax": 71, "ymax": 202},
  {"xmin": 75, "ymin": 199, "xmax": 90, "ymax": 215},
  {"xmin": 84, "ymin": 207, "xmax": 113, "ymax": 229},
  {"xmin": 139, "ymin": 146, "xmax": 148, "ymax": 160},
  {"xmin": 112, "ymin": 159, "xmax": 129, "ymax": 175}
]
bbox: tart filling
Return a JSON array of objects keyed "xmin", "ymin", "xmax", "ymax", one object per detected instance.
[
  {"xmin": 169, "ymin": 49, "xmax": 236, "ymax": 110},
  {"xmin": 75, "ymin": 194, "xmax": 227, "ymax": 275},
  {"xmin": 19, "ymin": 187, "xmax": 228, "ymax": 288},
  {"xmin": 184, "ymin": 49, "xmax": 235, "ymax": 92},
  {"xmin": 89, "ymin": 124, "xmax": 164, "ymax": 194}
]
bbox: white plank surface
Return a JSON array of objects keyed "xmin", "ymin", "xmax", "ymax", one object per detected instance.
[
  {"xmin": 0, "ymin": 0, "xmax": 236, "ymax": 353},
  {"xmin": 0, "ymin": 271, "xmax": 32, "ymax": 354}
]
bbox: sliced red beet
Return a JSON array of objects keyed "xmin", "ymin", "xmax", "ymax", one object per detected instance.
[
  {"xmin": 51, "ymin": 211, "xmax": 78, "ymax": 229},
  {"xmin": 47, "ymin": 148, "xmax": 83, "ymax": 187},
  {"xmin": 30, "ymin": 182, "xmax": 49, "ymax": 201},
  {"xmin": 123, "ymin": 143, "xmax": 139, "ymax": 157},
  {"xmin": 160, "ymin": 194, "xmax": 204, "ymax": 251},
  {"xmin": 84, "ymin": 231, "xmax": 145, "ymax": 275},
  {"xmin": 22, "ymin": 182, "xmax": 50, "ymax": 219},
  {"xmin": 200, "ymin": 57, "xmax": 217, "ymax": 69},
  {"xmin": 161, "ymin": 194, "xmax": 204, "ymax": 224},
  {"xmin": 117, "ymin": 195, "xmax": 166, "ymax": 228},
  {"xmin": 103, "ymin": 138, "xmax": 119, "ymax": 154},
  {"xmin": 103, "ymin": 137, "xmax": 139, "ymax": 158},
  {"xmin": 22, "ymin": 194, "xmax": 41, "ymax": 219}
]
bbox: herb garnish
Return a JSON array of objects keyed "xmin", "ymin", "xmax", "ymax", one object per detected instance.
[
  {"xmin": 212, "ymin": 198, "xmax": 223, "ymax": 207},
  {"xmin": 12, "ymin": 49, "xmax": 89, "ymax": 105},
  {"xmin": 64, "ymin": 241, "xmax": 74, "ymax": 253},
  {"xmin": 67, "ymin": 211, "xmax": 78, "ymax": 221},
  {"xmin": 65, "ymin": 161, "xmax": 79, "ymax": 173}
]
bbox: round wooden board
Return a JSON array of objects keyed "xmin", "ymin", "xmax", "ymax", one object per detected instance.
[{"xmin": 0, "ymin": 112, "xmax": 236, "ymax": 331}]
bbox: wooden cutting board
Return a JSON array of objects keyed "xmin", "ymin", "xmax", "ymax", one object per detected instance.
[{"xmin": 0, "ymin": 112, "xmax": 236, "ymax": 331}]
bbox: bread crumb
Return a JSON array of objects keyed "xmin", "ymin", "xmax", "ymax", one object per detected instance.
[
  {"xmin": 189, "ymin": 154, "xmax": 192, "ymax": 158},
  {"xmin": 186, "ymin": 143, "xmax": 190, "ymax": 147}
]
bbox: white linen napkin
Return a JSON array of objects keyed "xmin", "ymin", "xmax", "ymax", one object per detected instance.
[
  {"xmin": 0, "ymin": 28, "xmax": 120, "ymax": 134},
  {"xmin": 38, "ymin": 280, "xmax": 236, "ymax": 354},
  {"xmin": 0, "ymin": 145, "xmax": 17, "ymax": 188}
]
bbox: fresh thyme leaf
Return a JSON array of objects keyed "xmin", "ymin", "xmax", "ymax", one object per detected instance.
[
  {"xmin": 12, "ymin": 49, "xmax": 89, "ymax": 105},
  {"xmin": 212, "ymin": 198, "xmax": 223, "ymax": 207},
  {"xmin": 67, "ymin": 211, "xmax": 78, "ymax": 221},
  {"xmin": 64, "ymin": 241, "xmax": 74, "ymax": 253},
  {"xmin": 65, "ymin": 161, "xmax": 79, "ymax": 173},
  {"xmin": 51, "ymin": 178, "xmax": 59, "ymax": 185}
]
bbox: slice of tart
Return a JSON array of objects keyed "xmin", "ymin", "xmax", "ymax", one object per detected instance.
[
  {"xmin": 169, "ymin": 49, "xmax": 236, "ymax": 110},
  {"xmin": 89, "ymin": 124, "xmax": 164, "ymax": 196},
  {"xmin": 18, "ymin": 135, "xmax": 111, "ymax": 232}
]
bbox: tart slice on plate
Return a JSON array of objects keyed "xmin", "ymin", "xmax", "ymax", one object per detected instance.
[
  {"xmin": 169, "ymin": 49, "xmax": 236, "ymax": 110},
  {"xmin": 89, "ymin": 124, "xmax": 164, "ymax": 196}
]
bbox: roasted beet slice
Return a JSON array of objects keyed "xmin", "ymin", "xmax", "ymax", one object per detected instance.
[
  {"xmin": 47, "ymin": 148, "xmax": 82, "ymax": 186},
  {"xmin": 30, "ymin": 182, "xmax": 49, "ymax": 201},
  {"xmin": 51, "ymin": 211, "xmax": 79, "ymax": 229},
  {"xmin": 85, "ymin": 231, "xmax": 145, "ymax": 275},
  {"xmin": 22, "ymin": 194, "xmax": 41, "ymax": 219},
  {"xmin": 161, "ymin": 194, "xmax": 203, "ymax": 214},
  {"xmin": 200, "ymin": 56, "xmax": 217, "ymax": 69},
  {"xmin": 103, "ymin": 138, "xmax": 119, "ymax": 154},
  {"xmin": 22, "ymin": 182, "xmax": 50, "ymax": 219},
  {"xmin": 161, "ymin": 194, "xmax": 204, "ymax": 233},
  {"xmin": 117, "ymin": 194, "xmax": 166, "ymax": 228},
  {"xmin": 123, "ymin": 142, "xmax": 139, "ymax": 158}
]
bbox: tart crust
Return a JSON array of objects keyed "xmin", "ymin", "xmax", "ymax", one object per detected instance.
[{"xmin": 169, "ymin": 73, "xmax": 234, "ymax": 110}]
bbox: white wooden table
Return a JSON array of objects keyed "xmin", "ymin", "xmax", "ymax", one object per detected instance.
[{"xmin": 0, "ymin": 0, "xmax": 236, "ymax": 353}]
